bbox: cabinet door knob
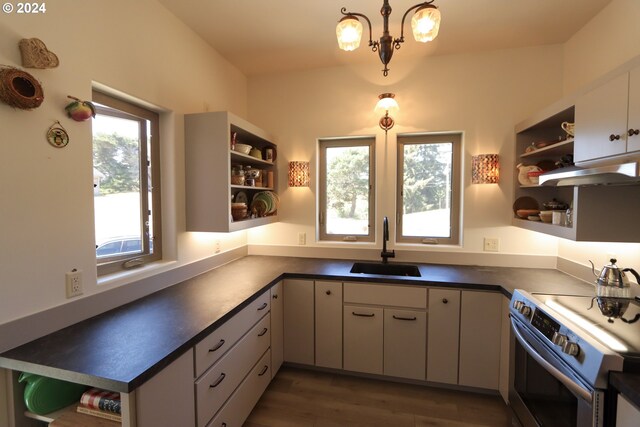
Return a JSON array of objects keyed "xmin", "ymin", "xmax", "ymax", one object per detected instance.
[
  {"xmin": 326, "ymin": 290, "xmax": 332, "ymax": 295},
  {"xmin": 272, "ymin": 294, "xmax": 278, "ymax": 299},
  {"xmin": 609, "ymin": 134, "xmax": 621, "ymax": 141},
  {"xmin": 629, "ymin": 129, "xmax": 640, "ymax": 137},
  {"xmin": 442, "ymin": 298, "xmax": 448, "ymax": 304}
]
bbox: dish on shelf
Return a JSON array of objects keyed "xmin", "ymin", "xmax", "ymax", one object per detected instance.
[
  {"xmin": 233, "ymin": 143, "xmax": 252, "ymax": 155},
  {"xmin": 539, "ymin": 210, "xmax": 553, "ymax": 223},
  {"xmin": 513, "ymin": 196, "xmax": 539, "ymax": 214},
  {"xmin": 234, "ymin": 191, "xmax": 248, "ymax": 205},
  {"xmin": 528, "ymin": 215, "xmax": 541, "ymax": 221},
  {"xmin": 516, "ymin": 209, "xmax": 540, "ymax": 219},
  {"xmin": 250, "ymin": 191, "xmax": 278, "ymax": 217}
]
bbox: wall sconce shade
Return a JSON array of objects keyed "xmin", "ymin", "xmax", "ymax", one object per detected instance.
[
  {"xmin": 288, "ymin": 161, "xmax": 310, "ymax": 187},
  {"xmin": 375, "ymin": 93, "xmax": 398, "ymax": 133},
  {"xmin": 472, "ymin": 154, "xmax": 499, "ymax": 184}
]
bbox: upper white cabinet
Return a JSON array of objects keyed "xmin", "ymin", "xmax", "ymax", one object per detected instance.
[
  {"xmin": 575, "ymin": 65, "xmax": 640, "ymax": 163},
  {"xmin": 185, "ymin": 111, "xmax": 278, "ymax": 232}
]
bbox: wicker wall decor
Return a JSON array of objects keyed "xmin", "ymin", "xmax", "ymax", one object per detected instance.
[
  {"xmin": 0, "ymin": 66, "xmax": 44, "ymax": 110},
  {"xmin": 19, "ymin": 38, "xmax": 59, "ymax": 69},
  {"xmin": 471, "ymin": 154, "xmax": 499, "ymax": 184}
]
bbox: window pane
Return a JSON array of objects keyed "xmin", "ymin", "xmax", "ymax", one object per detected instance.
[
  {"xmin": 325, "ymin": 146, "xmax": 370, "ymax": 235},
  {"xmin": 402, "ymin": 142, "xmax": 453, "ymax": 238},
  {"xmin": 93, "ymin": 113, "xmax": 144, "ymax": 258}
]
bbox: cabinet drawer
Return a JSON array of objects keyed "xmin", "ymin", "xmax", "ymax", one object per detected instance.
[
  {"xmin": 195, "ymin": 290, "xmax": 270, "ymax": 377},
  {"xmin": 206, "ymin": 349, "xmax": 272, "ymax": 427},
  {"xmin": 344, "ymin": 283, "xmax": 426, "ymax": 309},
  {"xmin": 196, "ymin": 313, "xmax": 271, "ymax": 427}
]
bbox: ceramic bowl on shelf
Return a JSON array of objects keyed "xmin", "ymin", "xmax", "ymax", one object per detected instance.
[
  {"xmin": 539, "ymin": 210, "xmax": 553, "ymax": 223},
  {"xmin": 233, "ymin": 143, "xmax": 252, "ymax": 155},
  {"xmin": 528, "ymin": 215, "xmax": 541, "ymax": 221},
  {"xmin": 516, "ymin": 209, "xmax": 539, "ymax": 219}
]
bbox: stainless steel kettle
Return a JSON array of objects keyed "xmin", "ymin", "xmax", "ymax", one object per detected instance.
[{"xmin": 589, "ymin": 258, "xmax": 640, "ymax": 297}]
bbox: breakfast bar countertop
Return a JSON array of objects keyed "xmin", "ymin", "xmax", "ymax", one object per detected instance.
[{"xmin": 0, "ymin": 255, "xmax": 595, "ymax": 393}]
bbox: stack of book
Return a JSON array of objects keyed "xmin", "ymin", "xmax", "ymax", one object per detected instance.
[{"xmin": 76, "ymin": 388, "xmax": 122, "ymax": 422}]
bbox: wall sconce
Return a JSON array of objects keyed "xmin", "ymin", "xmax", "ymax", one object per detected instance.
[
  {"xmin": 471, "ymin": 154, "xmax": 499, "ymax": 184},
  {"xmin": 288, "ymin": 161, "xmax": 310, "ymax": 187},
  {"xmin": 375, "ymin": 93, "xmax": 399, "ymax": 134}
]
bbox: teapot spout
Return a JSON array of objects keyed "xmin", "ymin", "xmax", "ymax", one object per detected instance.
[{"xmin": 589, "ymin": 260, "xmax": 598, "ymax": 278}]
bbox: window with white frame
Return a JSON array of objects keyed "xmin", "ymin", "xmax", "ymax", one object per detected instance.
[
  {"xmin": 396, "ymin": 132, "xmax": 461, "ymax": 245},
  {"xmin": 92, "ymin": 90, "xmax": 162, "ymax": 275},
  {"xmin": 318, "ymin": 137, "xmax": 375, "ymax": 242}
]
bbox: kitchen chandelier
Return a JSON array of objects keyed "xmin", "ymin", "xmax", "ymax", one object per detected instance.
[{"xmin": 336, "ymin": 0, "xmax": 441, "ymax": 76}]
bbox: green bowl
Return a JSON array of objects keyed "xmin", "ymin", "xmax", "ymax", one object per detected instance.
[{"xmin": 19, "ymin": 372, "xmax": 88, "ymax": 415}]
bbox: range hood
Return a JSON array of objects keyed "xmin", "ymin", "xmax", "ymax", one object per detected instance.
[{"xmin": 539, "ymin": 162, "xmax": 640, "ymax": 186}]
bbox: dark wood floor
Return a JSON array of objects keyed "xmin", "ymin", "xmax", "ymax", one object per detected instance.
[{"xmin": 244, "ymin": 366, "xmax": 514, "ymax": 427}]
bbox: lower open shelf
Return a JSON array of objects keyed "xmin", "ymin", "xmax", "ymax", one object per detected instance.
[{"xmin": 25, "ymin": 404, "xmax": 120, "ymax": 426}]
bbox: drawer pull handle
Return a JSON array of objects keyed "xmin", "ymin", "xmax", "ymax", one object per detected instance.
[
  {"xmin": 258, "ymin": 327, "xmax": 268, "ymax": 337},
  {"xmin": 326, "ymin": 290, "xmax": 332, "ymax": 295},
  {"xmin": 352, "ymin": 312, "xmax": 375, "ymax": 317},
  {"xmin": 273, "ymin": 294, "xmax": 278, "ymax": 299},
  {"xmin": 208, "ymin": 339, "xmax": 225, "ymax": 352},
  {"xmin": 258, "ymin": 365, "xmax": 269, "ymax": 376},
  {"xmin": 210, "ymin": 373, "xmax": 226, "ymax": 388},
  {"xmin": 393, "ymin": 315, "xmax": 417, "ymax": 321},
  {"xmin": 257, "ymin": 302, "xmax": 268, "ymax": 311},
  {"xmin": 442, "ymin": 298, "xmax": 448, "ymax": 304},
  {"xmin": 610, "ymin": 133, "xmax": 621, "ymax": 141},
  {"xmin": 629, "ymin": 128, "xmax": 640, "ymax": 137}
]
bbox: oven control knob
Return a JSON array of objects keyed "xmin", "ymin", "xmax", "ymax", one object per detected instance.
[
  {"xmin": 513, "ymin": 300, "xmax": 524, "ymax": 311},
  {"xmin": 552, "ymin": 332, "xmax": 567, "ymax": 347},
  {"xmin": 562, "ymin": 341, "xmax": 580, "ymax": 357},
  {"xmin": 518, "ymin": 305, "xmax": 532, "ymax": 318}
]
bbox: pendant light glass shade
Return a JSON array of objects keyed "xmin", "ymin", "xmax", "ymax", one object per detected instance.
[
  {"xmin": 411, "ymin": 6, "xmax": 441, "ymax": 43},
  {"xmin": 336, "ymin": 16, "xmax": 363, "ymax": 51}
]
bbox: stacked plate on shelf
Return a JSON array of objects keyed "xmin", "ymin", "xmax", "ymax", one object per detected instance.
[{"xmin": 250, "ymin": 191, "xmax": 279, "ymax": 217}]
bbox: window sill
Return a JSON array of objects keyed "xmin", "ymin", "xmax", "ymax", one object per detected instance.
[{"xmin": 97, "ymin": 259, "xmax": 178, "ymax": 288}]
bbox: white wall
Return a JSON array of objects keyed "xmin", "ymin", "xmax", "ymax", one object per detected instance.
[
  {"xmin": 0, "ymin": 0, "xmax": 249, "ymax": 327},
  {"xmin": 246, "ymin": 46, "xmax": 564, "ymax": 266},
  {"xmin": 563, "ymin": 0, "xmax": 640, "ymax": 95},
  {"xmin": 558, "ymin": 0, "xmax": 640, "ymax": 271}
]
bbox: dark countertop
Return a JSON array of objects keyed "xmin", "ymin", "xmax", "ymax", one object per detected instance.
[
  {"xmin": 611, "ymin": 372, "xmax": 640, "ymax": 409},
  {"xmin": 0, "ymin": 256, "xmax": 595, "ymax": 393}
]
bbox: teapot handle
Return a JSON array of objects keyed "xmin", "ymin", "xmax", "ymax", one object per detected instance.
[{"xmin": 623, "ymin": 268, "xmax": 640, "ymax": 285}]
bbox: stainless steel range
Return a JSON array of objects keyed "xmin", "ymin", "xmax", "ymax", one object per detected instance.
[{"xmin": 509, "ymin": 290, "xmax": 640, "ymax": 427}]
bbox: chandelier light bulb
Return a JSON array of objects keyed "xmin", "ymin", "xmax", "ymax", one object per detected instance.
[
  {"xmin": 412, "ymin": 6, "xmax": 441, "ymax": 43},
  {"xmin": 336, "ymin": 16, "xmax": 363, "ymax": 51}
]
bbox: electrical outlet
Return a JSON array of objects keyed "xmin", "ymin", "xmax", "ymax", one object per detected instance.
[
  {"xmin": 483, "ymin": 238, "xmax": 500, "ymax": 252},
  {"xmin": 215, "ymin": 240, "xmax": 221, "ymax": 254},
  {"xmin": 298, "ymin": 232, "xmax": 306, "ymax": 245},
  {"xmin": 65, "ymin": 269, "xmax": 83, "ymax": 298}
]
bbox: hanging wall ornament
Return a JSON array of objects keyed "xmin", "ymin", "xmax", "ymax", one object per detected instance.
[
  {"xmin": 0, "ymin": 66, "xmax": 44, "ymax": 110},
  {"xmin": 65, "ymin": 95, "xmax": 96, "ymax": 121},
  {"xmin": 47, "ymin": 121, "xmax": 69, "ymax": 148},
  {"xmin": 19, "ymin": 38, "xmax": 59, "ymax": 69}
]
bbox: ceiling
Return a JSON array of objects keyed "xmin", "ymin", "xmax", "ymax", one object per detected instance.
[{"xmin": 157, "ymin": 0, "xmax": 612, "ymax": 76}]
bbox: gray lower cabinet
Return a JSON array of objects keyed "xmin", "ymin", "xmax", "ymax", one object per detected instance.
[
  {"xmin": 270, "ymin": 282, "xmax": 284, "ymax": 377},
  {"xmin": 427, "ymin": 289, "xmax": 503, "ymax": 390},
  {"xmin": 315, "ymin": 281, "xmax": 343, "ymax": 369},
  {"xmin": 384, "ymin": 308, "xmax": 427, "ymax": 380},
  {"xmin": 427, "ymin": 289, "xmax": 461, "ymax": 385},
  {"xmin": 283, "ymin": 279, "xmax": 315, "ymax": 365},
  {"xmin": 343, "ymin": 305, "xmax": 384, "ymax": 375}
]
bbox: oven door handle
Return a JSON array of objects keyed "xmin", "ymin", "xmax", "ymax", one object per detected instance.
[{"xmin": 510, "ymin": 317, "xmax": 593, "ymax": 403}]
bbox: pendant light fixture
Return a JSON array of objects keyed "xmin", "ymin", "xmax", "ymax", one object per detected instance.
[{"xmin": 336, "ymin": 0, "xmax": 441, "ymax": 76}]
